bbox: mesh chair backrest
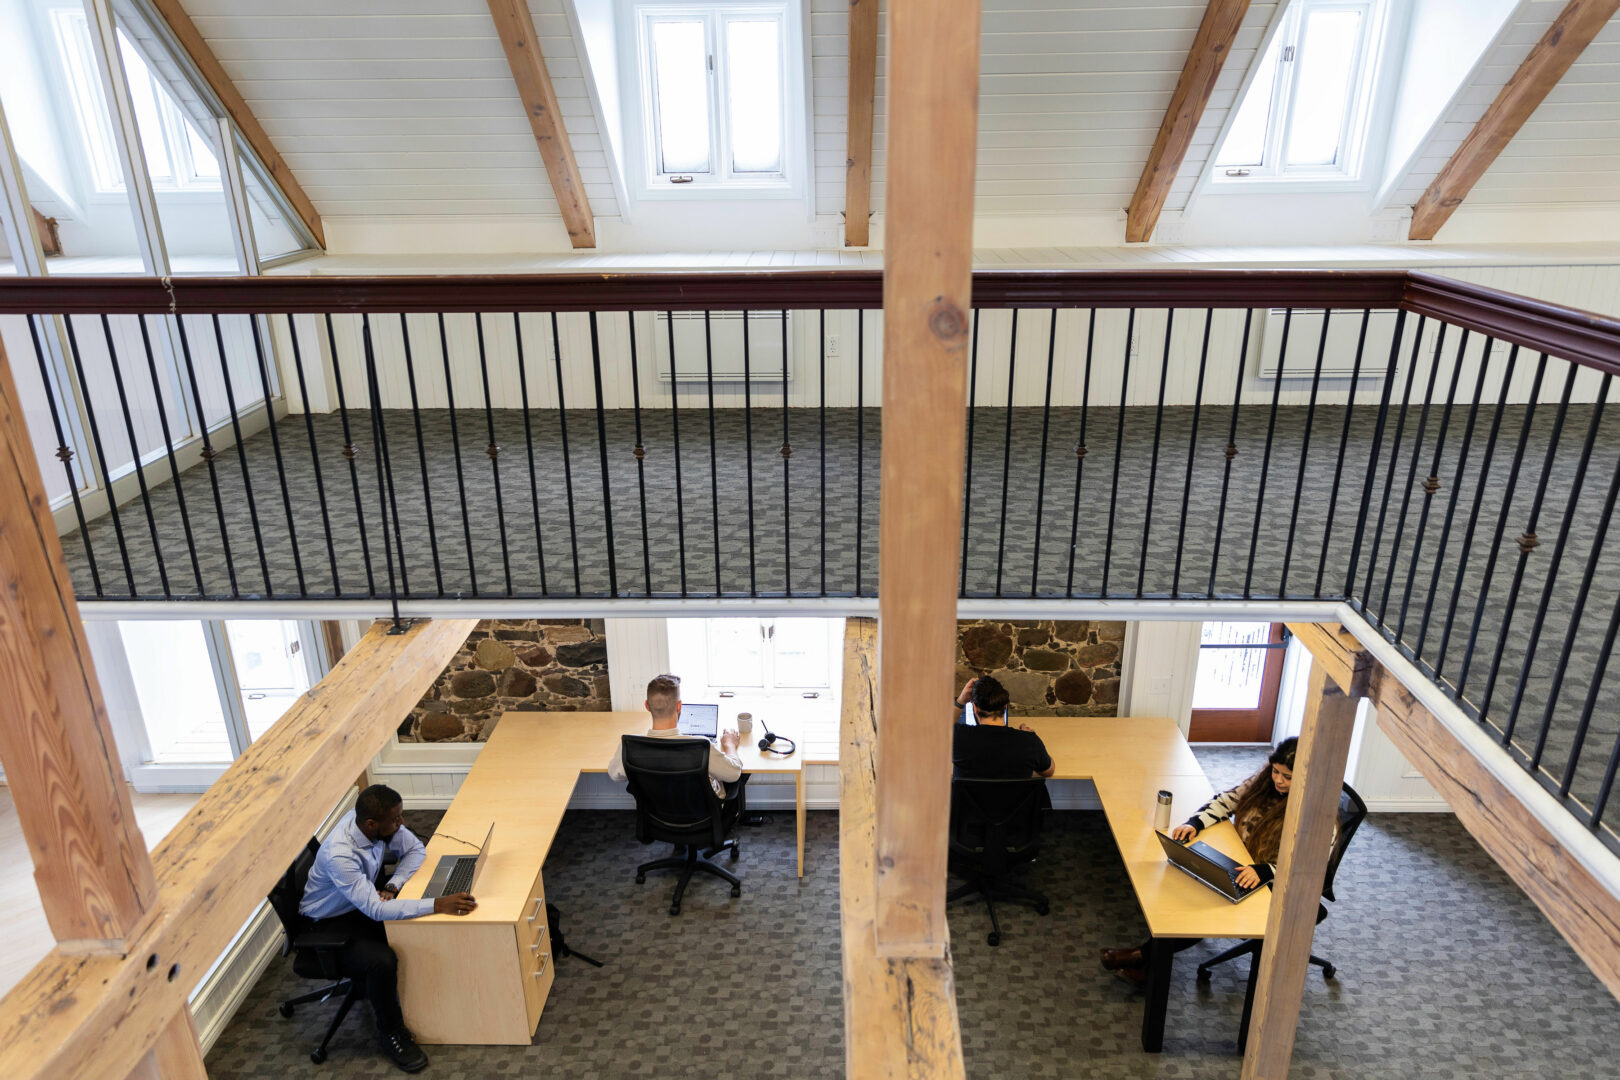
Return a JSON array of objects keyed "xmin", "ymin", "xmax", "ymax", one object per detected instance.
[
  {"xmin": 1321, "ymin": 782, "xmax": 1368, "ymax": 903},
  {"xmin": 949, "ymin": 777, "xmax": 1047, "ymax": 875},
  {"xmin": 268, "ymin": 837, "xmax": 322, "ymax": 938},
  {"xmin": 621, "ymin": 735, "xmax": 717, "ymax": 830}
]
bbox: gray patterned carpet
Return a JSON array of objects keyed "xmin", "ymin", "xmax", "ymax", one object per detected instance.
[
  {"xmin": 205, "ymin": 789, "xmax": 1620, "ymax": 1079},
  {"xmin": 62, "ymin": 402, "xmax": 1620, "ymax": 822}
]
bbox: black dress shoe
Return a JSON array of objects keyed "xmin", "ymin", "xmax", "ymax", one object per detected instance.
[{"xmin": 380, "ymin": 1028, "xmax": 428, "ymax": 1073}]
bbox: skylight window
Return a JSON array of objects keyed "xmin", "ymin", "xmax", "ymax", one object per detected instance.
[
  {"xmin": 51, "ymin": 9, "xmax": 220, "ymax": 194},
  {"xmin": 1215, "ymin": 0, "xmax": 1385, "ymax": 182},
  {"xmin": 635, "ymin": 2, "xmax": 790, "ymax": 190}
]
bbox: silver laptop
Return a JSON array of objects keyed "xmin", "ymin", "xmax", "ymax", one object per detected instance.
[
  {"xmin": 1156, "ymin": 830, "xmax": 1260, "ymax": 903},
  {"xmin": 677, "ymin": 702, "xmax": 720, "ymax": 737},
  {"xmin": 422, "ymin": 823, "xmax": 493, "ymax": 899}
]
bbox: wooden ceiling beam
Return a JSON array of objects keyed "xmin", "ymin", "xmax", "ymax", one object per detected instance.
[
  {"xmin": 1125, "ymin": 0, "xmax": 1251, "ymax": 244},
  {"xmin": 146, "ymin": 0, "xmax": 324, "ymax": 250},
  {"xmin": 486, "ymin": 0, "xmax": 596, "ymax": 248},
  {"xmin": 1410, "ymin": 0, "xmax": 1620, "ymax": 241},
  {"xmin": 844, "ymin": 0, "xmax": 880, "ymax": 247}
]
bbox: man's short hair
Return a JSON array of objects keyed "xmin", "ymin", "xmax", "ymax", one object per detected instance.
[
  {"xmin": 972, "ymin": 675, "xmax": 1011, "ymax": 717},
  {"xmin": 646, "ymin": 673, "xmax": 682, "ymax": 719},
  {"xmin": 355, "ymin": 784, "xmax": 403, "ymax": 824}
]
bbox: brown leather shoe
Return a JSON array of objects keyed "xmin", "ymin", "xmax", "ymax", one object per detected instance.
[
  {"xmin": 1100, "ymin": 947, "xmax": 1144, "ymax": 970},
  {"xmin": 1113, "ymin": 966, "xmax": 1148, "ymax": 990}
]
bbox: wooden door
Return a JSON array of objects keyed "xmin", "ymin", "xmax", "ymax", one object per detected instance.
[{"xmin": 1188, "ymin": 622, "xmax": 1287, "ymax": 743}]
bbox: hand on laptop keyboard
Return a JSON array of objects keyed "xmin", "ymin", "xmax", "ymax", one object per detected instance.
[
  {"xmin": 434, "ymin": 892, "xmax": 477, "ymax": 916},
  {"xmin": 1233, "ymin": 865, "xmax": 1262, "ymax": 891}
]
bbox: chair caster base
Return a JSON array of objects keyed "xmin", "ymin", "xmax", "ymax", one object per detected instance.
[
  {"xmin": 310, "ymin": 1049, "xmax": 327, "ymax": 1065},
  {"xmin": 1035, "ymin": 901, "xmax": 1050, "ymax": 916},
  {"xmin": 730, "ymin": 884, "xmax": 741, "ymax": 897},
  {"xmin": 279, "ymin": 1003, "xmax": 295, "ymax": 1018},
  {"xmin": 669, "ymin": 903, "xmax": 681, "ymax": 916},
  {"xmin": 987, "ymin": 932, "xmax": 1000, "ymax": 947},
  {"xmin": 1196, "ymin": 967, "xmax": 1212, "ymax": 983},
  {"xmin": 730, "ymin": 846, "xmax": 740, "ymax": 862},
  {"xmin": 635, "ymin": 874, "xmax": 646, "ymax": 884},
  {"xmin": 1321, "ymin": 964, "xmax": 1336, "ymax": 980}
]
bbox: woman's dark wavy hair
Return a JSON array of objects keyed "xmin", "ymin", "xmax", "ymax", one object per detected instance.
[{"xmin": 1227, "ymin": 737, "xmax": 1298, "ymax": 864}]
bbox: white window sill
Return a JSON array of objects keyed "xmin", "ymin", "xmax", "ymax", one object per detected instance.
[{"xmin": 633, "ymin": 181, "xmax": 802, "ymax": 202}]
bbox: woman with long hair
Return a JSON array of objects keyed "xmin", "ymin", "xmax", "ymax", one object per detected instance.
[{"xmin": 1100, "ymin": 737, "xmax": 1298, "ymax": 983}]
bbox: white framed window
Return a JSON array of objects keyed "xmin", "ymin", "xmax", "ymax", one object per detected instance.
[
  {"xmin": 1214, "ymin": 0, "xmax": 1386, "ymax": 183},
  {"xmin": 50, "ymin": 7, "xmax": 220, "ymax": 194},
  {"xmin": 627, "ymin": 0, "xmax": 799, "ymax": 197}
]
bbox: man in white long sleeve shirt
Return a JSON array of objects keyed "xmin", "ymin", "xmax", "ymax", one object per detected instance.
[
  {"xmin": 300, "ymin": 784, "xmax": 476, "ymax": 1073},
  {"xmin": 607, "ymin": 673, "xmax": 743, "ymax": 797}
]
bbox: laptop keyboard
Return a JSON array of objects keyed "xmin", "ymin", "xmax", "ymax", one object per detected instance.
[{"xmin": 444, "ymin": 857, "xmax": 475, "ymax": 895}]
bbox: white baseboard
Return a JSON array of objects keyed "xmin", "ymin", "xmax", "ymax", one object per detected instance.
[{"xmin": 190, "ymin": 903, "xmax": 284, "ymax": 1053}]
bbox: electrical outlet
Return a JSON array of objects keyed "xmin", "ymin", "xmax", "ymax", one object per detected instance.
[
  {"xmin": 826, "ymin": 334, "xmax": 843, "ymax": 357},
  {"xmin": 1149, "ymin": 676, "xmax": 1172, "ymax": 695}
]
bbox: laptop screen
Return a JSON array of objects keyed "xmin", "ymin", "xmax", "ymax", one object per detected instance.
[{"xmin": 677, "ymin": 703, "xmax": 720, "ymax": 737}]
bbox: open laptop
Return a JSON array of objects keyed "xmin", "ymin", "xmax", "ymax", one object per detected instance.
[
  {"xmin": 1156, "ymin": 830, "xmax": 1260, "ymax": 903},
  {"xmin": 422, "ymin": 822, "xmax": 494, "ymax": 899},
  {"xmin": 676, "ymin": 702, "xmax": 720, "ymax": 737}
]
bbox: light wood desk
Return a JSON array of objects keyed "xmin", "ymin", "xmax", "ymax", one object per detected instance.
[
  {"xmin": 388, "ymin": 711, "xmax": 805, "ymax": 1044},
  {"xmin": 1026, "ymin": 717, "xmax": 1271, "ymax": 1051}
]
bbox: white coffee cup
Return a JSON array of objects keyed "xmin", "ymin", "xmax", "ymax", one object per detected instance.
[{"xmin": 737, "ymin": 712, "xmax": 754, "ymax": 734}]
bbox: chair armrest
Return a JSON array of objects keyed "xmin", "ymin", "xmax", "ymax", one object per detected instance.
[{"xmin": 291, "ymin": 929, "xmax": 352, "ymax": 952}]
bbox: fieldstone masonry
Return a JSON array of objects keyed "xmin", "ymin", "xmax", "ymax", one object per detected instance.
[
  {"xmin": 399, "ymin": 619, "xmax": 612, "ymax": 742},
  {"xmin": 956, "ymin": 619, "xmax": 1125, "ymax": 717}
]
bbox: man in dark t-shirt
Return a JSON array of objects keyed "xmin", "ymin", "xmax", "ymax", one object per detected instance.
[{"xmin": 951, "ymin": 675, "xmax": 1056, "ymax": 780}]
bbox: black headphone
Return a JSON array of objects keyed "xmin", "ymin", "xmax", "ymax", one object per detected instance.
[{"xmin": 757, "ymin": 720, "xmax": 796, "ymax": 756}]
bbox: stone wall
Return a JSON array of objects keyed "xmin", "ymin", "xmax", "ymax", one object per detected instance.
[
  {"xmin": 398, "ymin": 619, "xmax": 611, "ymax": 742},
  {"xmin": 955, "ymin": 619, "xmax": 1125, "ymax": 717}
]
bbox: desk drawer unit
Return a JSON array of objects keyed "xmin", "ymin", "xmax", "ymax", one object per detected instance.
[{"xmin": 391, "ymin": 920, "xmax": 533, "ymax": 1045}]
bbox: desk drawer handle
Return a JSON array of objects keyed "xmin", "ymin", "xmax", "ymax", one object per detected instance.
[
  {"xmin": 527, "ymin": 898, "xmax": 543, "ymax": 923},
  {"xmin": 532, "ymin": 952, "xmax": 550, "ymax": 977}
]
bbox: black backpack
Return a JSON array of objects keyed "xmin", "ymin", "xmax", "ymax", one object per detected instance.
[{"xmin": 546, "ymin": 903, "xmax": 604, "ymax": 968}]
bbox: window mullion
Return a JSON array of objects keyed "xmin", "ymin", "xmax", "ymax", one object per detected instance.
[{"xmin": 205, "ymin": 621, "xmax": 254, "ymax": 758}]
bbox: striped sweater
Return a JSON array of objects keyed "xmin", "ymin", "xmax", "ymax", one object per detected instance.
[{"xmin": 1183, "ymin": 776, "xmax": 1281, "ymax": 884}]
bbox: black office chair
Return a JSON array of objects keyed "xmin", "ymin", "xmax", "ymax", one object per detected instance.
[
  {"xmin": 620, "ymin": 734, "xmax": 744, "ymax": 916},
  {"xmin": 946, "ymin": 776, "xmax": 1051, "ymax": 946},
  {"xmin": 267, "ymin": 837, "xmax": 364, "ymax": 1065},
  {"xmin": 1195, "ymin": 783, "xmax": 1368, "ymax": 1051}
]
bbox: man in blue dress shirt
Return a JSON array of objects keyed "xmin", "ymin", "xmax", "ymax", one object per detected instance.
[{"xmin": 301, "ymin": 784, "xmax": 476, "ymax": 1073}]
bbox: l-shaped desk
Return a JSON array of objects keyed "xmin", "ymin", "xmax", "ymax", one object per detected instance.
[{"xmin": 389, "ymin": 711, "xmax": 1265, "ymax": 1050}]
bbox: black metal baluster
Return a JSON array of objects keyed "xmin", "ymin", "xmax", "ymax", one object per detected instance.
[
  {"xmin": 1066, "ymin": 309, "xmax": 1097, "ymax": 598},
  {"xmin": 324, "ymin": 314, "xmax": 375, "ymax": 597},
  {"xmin": 1101, "ymin": 308, "xmax": 1135, "ymax": 598},
  {"xmin": 137, "ymin": 314, "xmax": 203, "ymax": 594},
  {"xmin": 668, "ymin": 311, "xmax": 689, "ymax": 597},
  {"xmin": 1563, "ymin": 581, "xmax": 1620, "ymax": 807},
  {"xmin": 1455, "ymin": 354, "xmax": 1550, "ymax": 699},
  {"xmin": 209, "ymin": 315, "xmax": 273, "ymax": 596},
  {"xmin": 176, "ymin": 316, "xmax": 239, "ymax": 597},
  {"xmin": 1396, "ymin": 328, "xmax": 1469, "ymax": 645},
  {"xmin": 1171, "ymin": 309, "xmax": 1214, "ymax": 598},
  {"xmin": 26, "ymin": 315, "xmax": 102, "ymax": 596},
  {"xmin": 1501, "ymin": 374, "xmax": 1611, "ymax": 751},
  {"xmin": 62, "ymin": 316, "xmax": 138, "ymax": 595},
  {"xmin": 1377, "ymin": 322, "xmax": 1450, "ymax": 621},
  {"xmin": 99, "ymin": 315, "xmax": 170, "ymax": 597},
  {"xmin": 474, "ymin": 313, "xmax": 513, "ymax": 595},
  {"xmin": 398, "ymin": 314, "xmax": 444, "ymax": 596},
  {"xmin": 1030, "ymin": 309, "xmax": 1059, "ymax": 597},
  {"xmin": 1593, "ymin": 718, "xmax": 1620, "ymax": 832},
  {"xmin": 1529, "ymin": 391, "xmax": 1619, "ymax": 772},
  {"xmin": 513, "ymin": 314, "xmax": 549, "ymax": 596},
  {"xmin": 994, "ymin": 309, "xmax": 1020, "ymax": 597},
  {"xmin": 1474, "ymin": 361, "xmax": 1578, "ymax": 724},
  {"xmin": 284, "ymin": 316, "xmax": 340, "ymax": 597},
  {"xmin": 587, "ymin": 311, "xmax": 618, "ymax": 598},
  {"xmin": 781, "ymin": 309, "xmax": 792, "ymax": 596},
  {"xmin": 1315, "ymin": 309, "xmax": 1372, "ymax": 599},
  {"xmin": 742, "ymin": 309, "xmax": 757, "ymax": 596},
  {"xmin": 855, "ymin": 309, "xmax": 866, "ymax": 597},
  {"xmin": 1436, "ymin": 346, "xmax": 1520, "ymax": 680},
  {"xmin": 1345, "ymin": 310, "xmax": 1407, "ymax": 601},
  {"xmin": 1415, "ymin": 337, "xmax": 1496, "ymax": 662},
  {"xmin": 548, "ymin": 313, "xmax": 582, "ymax": 595},
  {"xmin": 247, "ymin": 314, "xmax": 306, "ymax": 597},
  {"xmin": 439, "ymin": 313, "xmax": 480, "ymax": 595},
  {"xmin": 819, "ymin": 310, "xmax": 827, "ymax": 597},
  {"xmin": 1356, "ymin": 315, "xmax": 1425, "ymax": 609},
  {"xmin": 627, "ymin": 314, "xmax": 652, "ymax": 596},
  {"xmin": 361, "ymin": 317, "xmax": 406, "ymax": 629},
  {"xmin": 1243, "ymin": 308, "xmax": 1291, "ymax": 600},
  {"xmin": 962, "ymin": 311, "xmax": 981, "ymax": 596},
  {"xmin": 1279, "ymin": 309, "xmax": 1333, "ymax": 597},
  {"xmin": 705, "ymin": 310, "xmax": 722, "ymax": 595},
  {"xmin": 361, "ymin": 315, "xmax": 410, "ymax": 598},
  {"xmin": 1207, "ymin": 310, "xmax": 1253, "ymax": 598},
  {"xmin": 1136, "ymin": 309, "xmax": 1174, "ymax": 599}
]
